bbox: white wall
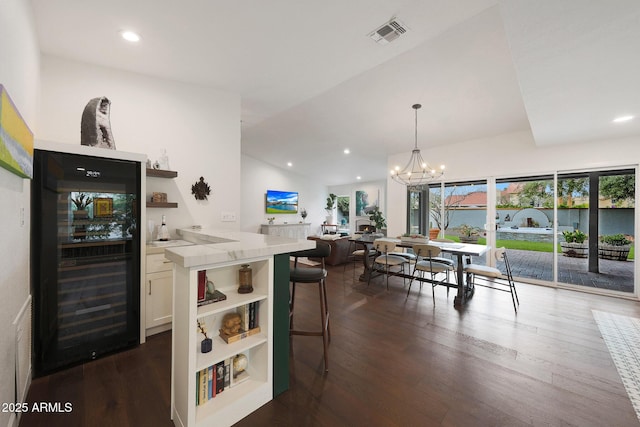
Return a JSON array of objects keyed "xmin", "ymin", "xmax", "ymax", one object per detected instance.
[
  {"xmin": 386, "ymin": 130, "xmax": 640, "ymax": 237},
  {"xmin": 0, "ymin": 0, "xmax": 40, "ymax": 425},
  {"xmin": 38, "ymin": 56, "xmax": 241, "ymax": 237},
  {"xmin": 241, "ymin": 154, "xmax": 328, "ymax": 236}
]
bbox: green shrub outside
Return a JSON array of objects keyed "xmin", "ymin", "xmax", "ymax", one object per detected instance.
[{"xmin": 444, "ymin": 235, "xmax": 634, "ymax": 260}]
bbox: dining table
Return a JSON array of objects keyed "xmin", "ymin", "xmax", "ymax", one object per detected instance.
[{"xmin": 352, "ymin": 234, "xmax": 490, "ymax": 307}]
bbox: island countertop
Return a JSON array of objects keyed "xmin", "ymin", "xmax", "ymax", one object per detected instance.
[{"xmin": 163, "ymin": 227, "xmax": 315, "ymax": 268}]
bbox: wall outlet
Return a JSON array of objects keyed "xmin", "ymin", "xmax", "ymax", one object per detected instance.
[{"xmin": 221, "ymin": 212, "xmax": 236, "ymax": 222}]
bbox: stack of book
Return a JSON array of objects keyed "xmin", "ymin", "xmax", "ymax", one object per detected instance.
[
  {"xmin": 196, "ymin": 359, "xmax": 230, "ymax": 406},
  {"xmin": 195, "ymin": 356, "xmax": 251, "ymax": 405}
]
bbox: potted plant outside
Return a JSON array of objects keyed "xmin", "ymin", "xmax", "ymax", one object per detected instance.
[
  {"xmin": 429, "ymin": 223, "xmax": 440, "ymax": 239},
  {"xmin": 458, "ymin": 224, "xmax": 480, "ymax": 243},
  {"xmin": 561, "ymin": 230, "xmax": 588, "ymax": 258},
  {"xmin": 598, "ymin": 234, "xmax": 631, "ymax": 261}
]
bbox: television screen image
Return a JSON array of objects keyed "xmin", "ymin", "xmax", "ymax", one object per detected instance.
[{"xmin": 266, "ymin": 190, "xmax": 298, "ymax": 214}]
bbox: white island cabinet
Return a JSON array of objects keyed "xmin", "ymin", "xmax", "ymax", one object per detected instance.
[{"xmin": 165, "ymin": 229, "xmax": 313, "ymax": 427}]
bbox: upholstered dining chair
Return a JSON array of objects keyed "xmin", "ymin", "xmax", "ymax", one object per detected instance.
[
  {"xmin": 408, "ymin": 244, "xmax": 456, "ymax": 299},
  {"xmin": 429, "ymin": 238, "xmax": 456, "ymax": 267},
  {"xmin": 368, "ymin": 239, "xmax": 408, "ymax": 290},
  {"xmin": 463, "ymin": 247, "xmax": 519, "ymax": 311}
]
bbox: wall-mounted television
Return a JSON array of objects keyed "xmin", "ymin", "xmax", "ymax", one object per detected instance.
[{"xmin": 266, "ymin": 189, "xmax": 298, "ymax": 214}]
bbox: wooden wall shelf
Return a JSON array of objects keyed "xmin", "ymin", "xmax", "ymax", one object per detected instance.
[
  {"xmin": 146, "ymin": 168, "xmax": 178, "ymax": 178},
  {"xmin": 147, "ymin": 202, "xmax": 178, "ymax": 208}
]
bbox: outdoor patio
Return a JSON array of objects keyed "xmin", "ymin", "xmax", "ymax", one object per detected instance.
[{"xmin": 501, "ymin": 249, "xmax": 634, "ymax": 293}]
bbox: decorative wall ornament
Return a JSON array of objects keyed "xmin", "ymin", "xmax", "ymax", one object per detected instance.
[
  {"xmin": 192, "ymin": 177, "xmax": 211, "ymax": 200},
  {"xmin": 0, "ymin": 84, "xmax": 34, "ymax": 178},
  {"xmin": 81, "ymin": 96, "xmax": 116, "ymax": 149}
]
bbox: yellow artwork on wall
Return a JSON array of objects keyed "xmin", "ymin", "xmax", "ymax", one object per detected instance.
[{"xmin": 0, "ymin": 84, "xmax": 33, "ymax": 178}]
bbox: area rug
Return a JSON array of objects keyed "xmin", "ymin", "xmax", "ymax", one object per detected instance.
[{"xmin": 592, "ymin": 310, "xmax": 640, "ymax": 422}]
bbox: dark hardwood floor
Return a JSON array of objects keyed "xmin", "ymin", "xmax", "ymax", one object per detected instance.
[{"xmin": 21, "ymin": 263, "xmax": 640, "ymax": 426}]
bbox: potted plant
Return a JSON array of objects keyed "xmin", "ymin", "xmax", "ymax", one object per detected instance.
[
  {"xmin": 325, "ymin": 193, "xmax": 337, "ymax": 224},
  {"xmin": 598, "ymin": 234, "xmax": 631, "ymax": 261},
  {"xmin": 561, "ymin": 229, "xmax": 588, "ymax": 258},
  {"xmin": 458, "ymin": 224, "xmax": 480, "ymax": 243},
  {"xmin": 368, "ymin": 207, "xmax": 386, "ymax": 234}
]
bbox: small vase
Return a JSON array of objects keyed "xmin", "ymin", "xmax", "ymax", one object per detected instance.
[{"xmin": 201, "ymin": 338, "xmax": 212, "ymax": 353}]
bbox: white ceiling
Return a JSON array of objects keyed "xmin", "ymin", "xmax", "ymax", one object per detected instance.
[{"xmin": 30, "ymin": 0, "xmax": 640, "ymax": 185}]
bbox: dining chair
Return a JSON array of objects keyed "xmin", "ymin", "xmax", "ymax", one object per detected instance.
[
  {"xmin": 408, "ymin": 244, "xmax": 456, "ymax": 299},
  {"xmin": 289, "ymin": 240, "xmax": 332, "ymax": 371},
  {"xmin": 368, "ymin": 239, "xmax": 408, "ymax": 290},
  {"xmin": 428, "ymin": 238, "xmax": 456, "ymax": 267},
  {"xmin": 463, "ymin": 247, "xmax": 519, "ymax": 312}
]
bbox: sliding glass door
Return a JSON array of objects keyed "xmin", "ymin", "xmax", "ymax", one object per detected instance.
[
  {"xmin": 408, "ymin": 168, "xmax": 635, "ymax": 296},
  {"xmin": 495, "ymin": 176, "xmax": 555, "ymax": 281},
  {"xmin": 557, "ymin": 169, "xmax": 635, "ymax": 293}
]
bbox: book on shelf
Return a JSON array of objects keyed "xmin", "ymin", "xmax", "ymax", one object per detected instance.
[
  {"xmin": 254, "ymin": 301, "xmax": 259, "ymax": 328},
  {"xmin": 197, "ymin": 270, "xmax": 206, "ymax": 303},
  {"xmin": 208, "ymin": 365, "xmax": 214, "ymax": 400},
  {"xmin": 197, "ymin": 289, "xmax": 227, "ymax": 307},
  {"xmin": 218, "ymin": 326, "xmax": 261, "ymax": 344},
  {"xmin": 197, "ymin": 368, "xmax": 209, "ymax": 406},
  {"xmin": 215, "ymin": 361, "xmax": 225, "ymax": 395},
  {"xmin": 248, "ymin": 301, "xmax": 257, "ymax": 329},
  {"xmin": 224, "ymin": 358, "xmax": 231, "ymax": 389},
  {"xmin": 237, "ymin": 304, "xmax": 250, "ymax": 331}
]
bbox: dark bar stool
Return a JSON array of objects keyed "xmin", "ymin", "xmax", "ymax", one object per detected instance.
[{"xmin": 289, "ymin": 241, "xmax": 332, "ymax": 372}]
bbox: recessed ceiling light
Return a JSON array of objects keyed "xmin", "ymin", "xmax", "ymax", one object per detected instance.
[
  {"xmin": 356, "ymin": 176, "xmax": 361, "ymax": 180},
  {"xmin": 613, "ymin": 115, "xmax": 634, "ymax": 123},
  {"xmin": 120, "ymin": 30, "xmax": 141, "ymax": 43},
  {"xmin": 344, "ymin": 149, "xmax": 350, "ymax": 154},
  {"xmin": 287, "ymin": 162, "xmax": 292, "ymax": 167}
]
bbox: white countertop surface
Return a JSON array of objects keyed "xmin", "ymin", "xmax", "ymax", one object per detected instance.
[
  {"xmin": 146, "ymin": 239, "xmax": 194, "ymax": 255},
  {"xmin": 164, "ymin": 228, "xmax": 315, "ymax": 268}
]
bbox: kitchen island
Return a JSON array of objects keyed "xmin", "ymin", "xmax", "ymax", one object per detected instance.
[{"xmin": 164, "ymin": 228, "xmax": 313, "ymax": 427}]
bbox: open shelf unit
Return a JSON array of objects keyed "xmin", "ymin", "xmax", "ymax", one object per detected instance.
[
  {"xmin": 146, "ymin": 168, "xmax": 178, "ymax": 208},
  {"xmin": 172, "ymin": 256, "xmax": 274, "ymax": 427}
]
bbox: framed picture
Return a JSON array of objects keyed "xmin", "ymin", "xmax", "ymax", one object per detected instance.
[
  {"xmin": 94, "ymin": 197, "xmax": 113, "ymax": 217},
  {"xmin": 265, "ymin": 189, "xmax": 298, "ymax": 214},
  {"xmin": 0, "ymin": 85, "xmax": 34, "ymax": 178}
]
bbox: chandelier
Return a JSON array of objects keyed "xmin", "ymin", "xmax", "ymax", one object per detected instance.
[{"xmin": 390, "ymin": 104, "xmax": 444, "ymax": 187}]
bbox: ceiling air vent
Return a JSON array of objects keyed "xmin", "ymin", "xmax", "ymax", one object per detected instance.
[{"xmin": 369, "ymin": 19, "xmax": 409, "ymax": 44}]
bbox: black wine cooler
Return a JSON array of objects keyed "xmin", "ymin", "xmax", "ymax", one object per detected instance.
[{"xmin": 31, "ymin": 149, "xmax": 141, "ymax": 376}]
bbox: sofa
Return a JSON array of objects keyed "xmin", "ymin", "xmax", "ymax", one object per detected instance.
[{"xmin": 307, "ymin": 235, "xmax": 352, "ymax": 266}]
